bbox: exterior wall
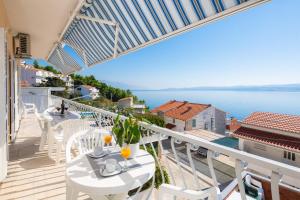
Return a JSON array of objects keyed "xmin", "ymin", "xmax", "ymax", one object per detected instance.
[
  {"xmin": 214, "ymin": 108, "xmax": 226, "ymax": 134},
  {"xmin": 21, "ymin": 87, "xmax": 51, "ymax": 113},
  {"xmin": 118, "ymin": 97, "xmax": 133, "ymax": 108},
  {"xmin": 163, "ymin": 106, "xmax": 226, "ymax": 134},
  {"xmin": 0, "ymin": 25, "xmax": 8, "ymax": 182},
  {"xmin": 76, "ymin": 86, "xmax": 99, "ymax": 100},
  {"xmin": 164, "ymin": 116, "xmax": 186, "ymax": 132},
  {"xmin": 185, "ymin": 107, "xmax": 223, "ymax": 133},
  {"xmin": 21, "ymin": 68, "xmax": 37, "ymax": 86},
  {"xmin": 243, "ymin": 140, "xmax": 300, "ymax": 168}
]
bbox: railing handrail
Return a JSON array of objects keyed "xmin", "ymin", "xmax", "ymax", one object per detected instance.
[{"xmin": 51, "ymin": 95, "xmax": 300, "ymax": 180}]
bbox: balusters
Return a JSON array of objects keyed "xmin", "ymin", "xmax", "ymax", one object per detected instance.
[
  {"xmin": 186, "ymin": 143, "xmax": 201, "ymax": 190},
  {"xmin": 235, "ymin": 159, "xmax": 247, "ymax": 200},
  {"xmin": 271, "ymin": 171, "xmax": 282, "ymax": 200},
  {"xmin": 171, "ymin": 137, "xmax": 187, "ymax": 188}
]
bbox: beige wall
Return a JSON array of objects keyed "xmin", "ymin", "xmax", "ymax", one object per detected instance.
[
  {"xmin": 0, "ymin": 0, "xmax": 13, "ymax": 57},
  {"xmin": 243, "ymin": 140, "xmax": 300, "ymax": 168},
  {"xmin": 0, "ymin": 0, "xmax": 9, "ymax": 28}
]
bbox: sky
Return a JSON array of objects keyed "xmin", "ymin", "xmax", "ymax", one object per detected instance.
[{"xmin": 33, "ymin": 0, "xmax": 300, "ymax": 90}]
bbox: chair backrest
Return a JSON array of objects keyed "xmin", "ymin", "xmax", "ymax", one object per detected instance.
[
  {"xmin": 55, "ymin": 119, "xmax": 95, "ymax": 145},
  {"xmin": 66, "ymin": 129, "xmax": 109, "ymax": 163},
  {"xmin": 35, "ymin": 113, "xmax": 46, "ymax": 132}
]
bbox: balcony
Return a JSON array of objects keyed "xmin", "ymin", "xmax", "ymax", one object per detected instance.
[{"xmin": 1, "ymin": 94, "xmax": 300, "ymax": 200}]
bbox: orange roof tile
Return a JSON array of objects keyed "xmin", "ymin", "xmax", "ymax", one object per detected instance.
[
  {"xmin": 151, "ymin": 100, "xmax": 184, "ymax": 113},
  {"xmin": 243, "ymin": 112, "xmax": 300, "ymax": 134},
  {"xmin": 233, "ymin": 127, "xmax": 300, "ymax": 152},
  {"xmin": 152, "ymin": 100, "xmax": 210, "ymax": 121}
]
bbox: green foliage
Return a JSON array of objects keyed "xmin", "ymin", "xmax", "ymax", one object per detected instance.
[
  {"xmin": 32, "ymin": 60, "xmax": 61, "ymax": 74},
  {"xmin": 37, "ymin": 77, "xmax": 65, "ymax": 87},
  {"xmin": 112, "ymin": 115, "xmax": 141, "ymax": 145},
  {"xmin": 33, "ymin": 60, "xmax": 39, "ymax": 67},
  {"xmin": 70, "ymin": 74, "xmax": 136, "ymax": 102},
  {"xmin": 43, "ymin": 66, "xmax": 60, "ymax": 74},
  {"xmin": 76, "ymin": 97, "xmax": 116, "ymax": 110},
  {"xmin": 134, "ymin": 113, "xmax": 165, "ymax": 127}
]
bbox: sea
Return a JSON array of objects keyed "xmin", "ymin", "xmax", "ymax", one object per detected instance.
[{"xmin": 132, "ymin": 90, "xmax": 300, "ymax": 120}]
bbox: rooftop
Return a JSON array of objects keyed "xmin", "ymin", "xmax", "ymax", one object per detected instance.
[
  {"xmin": 242, "ymin": 112, "xmax": 300, "ymax": 134},
  {"xmin": 233, "ymin": 127, "xmax": 300, "ymax": 153},
  {"xmin": 152, "ymin": 100, "xmax": 211, "ymax": 121},
  {"xmin": 80, "ymin": 85, "xmax": 96, "ymax": 90}
]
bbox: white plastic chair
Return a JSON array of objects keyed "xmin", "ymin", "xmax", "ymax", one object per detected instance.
[
  {"xmin": 53, "ymin": 119, "xmax": 96, "ymax": 164},
  {"xmin": 22, "ymin": 102, "xmax": 37, "ymax": 118},
  {"xmin": 244, "ymin": 174, "xmax": 264, "ymax": 200},
  {"xmin": 35, "ymin": 113, "xmax": 48, "ymax": 151},
  {"xmin": 65, "ymin": 129, "xmax": 108, "ymax": 163}
]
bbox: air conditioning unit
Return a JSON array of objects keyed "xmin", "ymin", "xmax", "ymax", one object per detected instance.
[{"xmin": 13, "ymin": 33, "xmax": 31, "ymax": 58}]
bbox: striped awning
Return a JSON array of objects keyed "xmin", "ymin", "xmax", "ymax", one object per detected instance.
[
  {"xmin": 48, "ymin": 44, "xmax": 82, "ymax": 75},
  {"xmin": 48, "ymin": 0, "xmax": 269, "ymax": 72}
]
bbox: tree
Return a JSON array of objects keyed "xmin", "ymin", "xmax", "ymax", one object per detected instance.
[
  {"xmin": 33, "ymin": 60, "xmax": 39, "ymax": 67},
  {"xmin": 38, "ymin": 77, "xmax": 65, "ymax": 87},
  {"xmin": 43, "ymin": 66, "xmax": 60, "ymax": 74},
  {"xmin": 70, "ymin": 74, "xmax": 138, "ymax": 102}
]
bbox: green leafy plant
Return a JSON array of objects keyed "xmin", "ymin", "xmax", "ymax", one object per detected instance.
[
  {"xmin": 128, "ymin": 145, "xmax": 170, "ymax": 196},
  {"xmin": 112, "ymin": 115, "xmax": 141, "ymax": 146}
]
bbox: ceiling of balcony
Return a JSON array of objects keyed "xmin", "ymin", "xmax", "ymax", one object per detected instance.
[{"xmin": 3, "ymin": 0, "xmax": 78, "ymax": 59}]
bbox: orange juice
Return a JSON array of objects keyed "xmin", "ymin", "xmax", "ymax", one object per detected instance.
[
  {"xmin": 121, "ymin": 146, "xmax": 131, "ymax": 159},
  {"xmin": 104, "ymin": 135, "xmax": 112, "ymax": 144}
]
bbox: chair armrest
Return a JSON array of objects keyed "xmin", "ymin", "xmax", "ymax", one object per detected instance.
[
  {"xmin": 250, "ymin": 178, "xmax": 263, "ymax": 189},
  {"xmin": 159, "ymin": 184, "xmax": 218, "ymax": 200}
]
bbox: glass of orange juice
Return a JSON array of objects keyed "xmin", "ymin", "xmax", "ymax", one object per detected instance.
[
  {"xmin": 103, "ymin": 134, "xmax": 113, "ymax": 153},
  {"xmin": 120, "ymin": 145, "xmax": 131, "ymax": 171}
]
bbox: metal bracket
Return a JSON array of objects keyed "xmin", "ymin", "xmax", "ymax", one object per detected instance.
[{"xmin": 76, "ymin": 14, "xmax": 120, "ymax": 59}]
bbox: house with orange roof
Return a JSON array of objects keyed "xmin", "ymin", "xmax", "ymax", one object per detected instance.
[
  {"xmin": 151, "ymin": 100, "xmax": 226, "ymax": 134},
  {"xmin": 75, "ymin": 85, "xmax": 99, "ymax": 100},
  {"xmin": 233, "ymin": 112, "xmax": 300, "ymax": 167}
]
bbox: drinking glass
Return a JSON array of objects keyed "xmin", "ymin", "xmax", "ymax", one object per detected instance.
[
  {"xmin": 120, "ymin": 146, "xmax": 131, "ymax": 171},
  {"xmin": 103, "ymin": 134, "xmax": 112, "ymax": 153}
]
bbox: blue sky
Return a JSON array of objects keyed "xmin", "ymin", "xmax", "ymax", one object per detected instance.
[{"xmin": 34, "ymin": 0, "xmax": 300, "ymax": 89}]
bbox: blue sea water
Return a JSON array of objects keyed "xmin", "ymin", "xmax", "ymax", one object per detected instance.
[{"xmin": 133, "ymin": 90, "xmax": 300, "ymax": 120}]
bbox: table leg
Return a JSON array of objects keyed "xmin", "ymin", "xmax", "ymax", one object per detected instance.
[
  {"xmin": 39, "ymin": 121, "xmax": 47, "ymax": 151},
  {"xmin": 66, "ymin": 184, "xmax": 79, "ymax": 200},
  {"xmin": 47, "ymin": 122, "xmax": 54, "ymax": 158}
]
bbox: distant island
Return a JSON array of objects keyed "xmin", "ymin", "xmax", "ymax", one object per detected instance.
[{"xmin": 133, "ymin": 83, "xmax": 300, "ymax": 92}]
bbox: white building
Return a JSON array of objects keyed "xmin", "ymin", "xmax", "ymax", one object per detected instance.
[
  {"xmin": 117, "ymin": 96, "xmax": 146, "ymax": 114},
  {"xmin": 20, "ymin": 65, "xmax": 58, "ymax": 86},
  {"xmin": 233, "ymin": 112, "xmax": 300, "ymax": 168},
  {"xmin": 151, "ymin": 100, "xmax": 226, "ymax": 134},
  {"xmin": 75, "ymin": 85, "xmax": 99, "ymax": 100},
  {"xmin": 60, "ymin": 75, "xmax": 73, "ymax": 88}
]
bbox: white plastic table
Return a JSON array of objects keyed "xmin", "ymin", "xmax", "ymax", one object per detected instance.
[
  {"xmin": 42, "ymin": 107, "xmax": 81, "ymax": 157},
  {"xmin": 66, "ymin": 150, "xmax": 156, "ymax": 200}
]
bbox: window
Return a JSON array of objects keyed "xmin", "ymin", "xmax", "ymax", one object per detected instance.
[
  {"xmin": 192, "ymin": 119, "xmax": 196, "ymax": 128},
  {"xmin": 284, "ymin": 151, "xmax": 296, "ymax": 161},
  {"xmin": 204, "ymin": 123, "xmax": 208, "ymax": 130},
  {"xmin": 211, "ymin": 118, "xmax": 215, "ymax": 130},
  {"xmin": 173, "ymin": 118, "xmax": 175, "ymax": 124}
]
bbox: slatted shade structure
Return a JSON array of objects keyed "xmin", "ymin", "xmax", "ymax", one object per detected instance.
[
  {"xmin": 47, "ymin": 0, "xmax": 269, "ymax": 73},
  {"xmin": 48, "ymin": 44, "xmax": 82, "ymax": 75}
]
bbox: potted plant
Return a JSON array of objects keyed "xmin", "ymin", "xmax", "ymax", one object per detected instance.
[{"xmin": 112, "ymin": 115, "xmax": 141, "ymax": 158}]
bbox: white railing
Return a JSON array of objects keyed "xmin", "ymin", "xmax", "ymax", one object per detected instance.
[{"xmin": 50, "ymin": 95, "xmax": 300, "ymax": 200}]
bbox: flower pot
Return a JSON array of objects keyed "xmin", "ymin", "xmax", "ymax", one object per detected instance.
[{"xmin": 129, "ymin": 143, "xmax": 139, "ymax": 158}]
